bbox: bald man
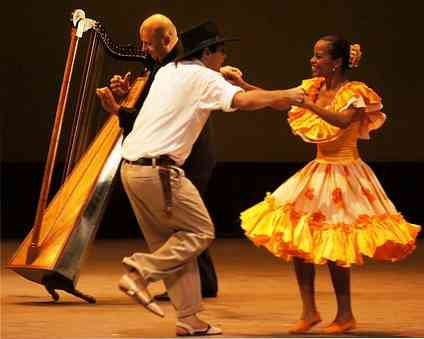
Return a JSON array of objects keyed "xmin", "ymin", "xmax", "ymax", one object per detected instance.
[
  {"xmin": 111, "ymin": 14, "xmax": 220, "ymax": 301},
  {"xmin": 111, "ymin": 14, "xmax": 180, "ymax": 135}
]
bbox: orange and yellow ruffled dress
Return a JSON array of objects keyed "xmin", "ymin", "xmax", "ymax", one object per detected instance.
[{"xmin": 240, "ymin": 78, "xmax": 421, "ymax": 267}]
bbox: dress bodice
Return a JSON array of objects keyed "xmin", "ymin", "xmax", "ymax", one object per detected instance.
[
  {"xmin": 316, "ymin": 121, "xmax": 360, "ymax": 163},
  {"xmin": 288, "ymin": 78, "xmax": 386, "ymax": 164}
]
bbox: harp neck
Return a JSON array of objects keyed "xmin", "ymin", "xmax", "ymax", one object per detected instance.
[{"xmin": 94, "ymin": 23, "xmax": 153, "ymax": 64}]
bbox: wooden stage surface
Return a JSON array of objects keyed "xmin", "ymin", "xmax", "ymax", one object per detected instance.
[{"xmin": 2, "ymin": 238, "xmax": 423, "ymax": 338}]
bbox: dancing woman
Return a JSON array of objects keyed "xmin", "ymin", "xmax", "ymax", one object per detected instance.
[{"xmin": 241, "ymin": 35, "xmax": 421, "ymax": 334}]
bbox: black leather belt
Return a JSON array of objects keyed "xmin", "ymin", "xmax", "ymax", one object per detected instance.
[{"xmin": 126, "ymin": 155, "xmax": 176, "ymax": 167}]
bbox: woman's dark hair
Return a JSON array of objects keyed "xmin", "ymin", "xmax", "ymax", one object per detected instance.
[{"xmin": 320, "ymin": 35, "xmax": 351, "ymax": 72}]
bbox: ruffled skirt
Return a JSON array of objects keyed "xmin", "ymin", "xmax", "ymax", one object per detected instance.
[{"xmin": 240, "ymin": 159, "xmax": 421, "ymax": 267}]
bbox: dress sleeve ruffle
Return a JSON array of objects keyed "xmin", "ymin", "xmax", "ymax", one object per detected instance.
[
  {"xmin": 288, "ymin": 78, "xmax": 342, "ymax": 143},
  {"xmin": 288, "ymin": 79, "xmax": 386, "ymax": 143},
  {"xmin": 337, "ymin": 81, "xmax": 386, "ymax": 140},
  {"xmin": 288, "ymin": 107, "xmax": 342, "ymax": 144}
]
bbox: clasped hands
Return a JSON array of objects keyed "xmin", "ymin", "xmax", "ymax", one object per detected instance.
[
  {"xmin": 96, "ymin": 67, "xmax": 307, "ymax": 113},
  {"xmin": 221, "ymin": 66, "xmax": 306, "ymax": 107},
  {"xmin": 288, "ymin": 86, "xmax": 307, "ymax": 107}
]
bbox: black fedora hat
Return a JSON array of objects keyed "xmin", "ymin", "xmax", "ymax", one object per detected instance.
[{"xmin": 176, "ymin": 20, "xmax": 239, "ymax": 60}]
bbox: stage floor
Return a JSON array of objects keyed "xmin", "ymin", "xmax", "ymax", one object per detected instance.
[{"xmin": 2, "ymin": 238, "xmax": 423, "ymax": 338}]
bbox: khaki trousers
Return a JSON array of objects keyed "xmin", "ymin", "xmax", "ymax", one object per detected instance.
[{"xmin": 120, "ymin": 162, "xmax": 215, "ymax": 317}]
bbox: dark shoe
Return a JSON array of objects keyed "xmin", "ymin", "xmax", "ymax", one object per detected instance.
[
  {"xmin": 154, "ymin": 291, "xmax": 171, "ymax": 301},
  {"xmin": 202, "ymin": 292, "xmax": 217, "ymax": 298},
  {"xmin": 155, "ymin": 291, "xmax": 217, "ymax": 301}
]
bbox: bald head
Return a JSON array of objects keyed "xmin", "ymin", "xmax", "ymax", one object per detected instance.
[
  {"xmin": 139, "ymin": 14, "xmax": 178, "ymax": 62},
  {"xmin": 141, "ymin": 14, "xmax": 177, "ymax": 36}
]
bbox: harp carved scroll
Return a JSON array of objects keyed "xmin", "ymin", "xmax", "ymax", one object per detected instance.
[{"xmin": 7, "ymin": 9, "xmax": 150, "ymax": 303}]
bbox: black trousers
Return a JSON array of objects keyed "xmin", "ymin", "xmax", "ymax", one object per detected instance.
[{"xmin": 188, "ymin": 172, "xmax": 218, "ymax": 297}]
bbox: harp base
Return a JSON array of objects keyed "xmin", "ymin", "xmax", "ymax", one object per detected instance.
[
  {"xmin": 42, "ymin": 272, "xmax": 96, "ymax": 304},
  {"xmin": 10, "ymin": 267, "xmax": 96, "ymax": 304}
]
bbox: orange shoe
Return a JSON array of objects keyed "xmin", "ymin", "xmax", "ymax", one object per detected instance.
[
  {"xmin": 322, "ymin": 319, "xmax": 356, "ymax": 334},
  {"xmin": 288, "ymin": 316, "xmax": 322, "ymax": 334}
]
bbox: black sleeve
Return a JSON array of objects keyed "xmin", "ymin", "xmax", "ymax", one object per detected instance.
[
  {"xmin": 118, "ymin": 106, "xmax": 137, "ymax": 137},
  {"xmin": 117, "ymin": 66, "xmax": 157, "ymax": 137}
]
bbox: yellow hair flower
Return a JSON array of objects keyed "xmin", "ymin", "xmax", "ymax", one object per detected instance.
[{"xmin": 349, "ymin": 44, "xmax": 362, "ymax": 68}]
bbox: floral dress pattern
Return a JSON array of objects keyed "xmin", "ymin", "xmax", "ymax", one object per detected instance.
[{"xmin": 240, "ymin": 78, "xmax": 421, "ymax": 267}]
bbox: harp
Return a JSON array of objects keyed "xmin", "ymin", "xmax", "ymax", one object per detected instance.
[{"xmin": 7, "ymin": 9, "xmax": 150, "ymax": 303}]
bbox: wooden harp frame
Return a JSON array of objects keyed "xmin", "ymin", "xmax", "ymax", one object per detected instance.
[{"xmin": 7, "ymin": 9, "xmax": 150, "ymax": 303}]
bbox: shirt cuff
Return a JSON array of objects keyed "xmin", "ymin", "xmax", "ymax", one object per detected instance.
[{"xmin": 222, "ymin": 86, "xmax": 244, "ymax": 112}]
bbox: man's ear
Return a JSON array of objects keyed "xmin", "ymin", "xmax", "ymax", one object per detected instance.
[
  {"xmin": 200, "ymin": 48, "xmax": 211, "ymax": 64},
  {"xmin": 163, "ymin": 34, "xmax": 171, "ymax": 47},
  {"xmin": 200, "ymin": 48, "xmax": 210, "ymax": 61}
]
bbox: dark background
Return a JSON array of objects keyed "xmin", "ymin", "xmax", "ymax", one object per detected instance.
[{"xmin": 2, "ymin": 1, "xmax": 423, "ymax": 239}]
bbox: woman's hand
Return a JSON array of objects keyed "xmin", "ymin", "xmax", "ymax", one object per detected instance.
[
  {"xmin": 220, "ymin": 65, "xmax": 243, "ymax": 78},
  {"xmin": 286, "ymin": 86, "xmax": 306, "ymax": 106},
  {"xmin": 220, "ymin": 65, "xmax": 244, "ymax": 86},
  {"xmin": 300, "ymin": 94, "xmax": 313, "ymax": 108}
]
